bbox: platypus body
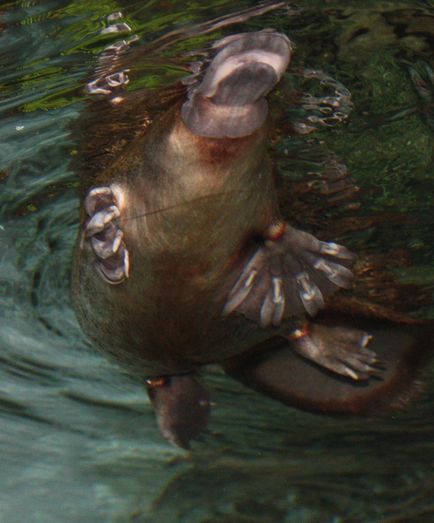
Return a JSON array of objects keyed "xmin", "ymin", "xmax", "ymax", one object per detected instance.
[
  {"xmin": 72, "ymin": 30, "xmax": 431, "ymax": 447},
  {"xmin": 75, "ymin": 102, "xmax": 274, "ymax": 374}
]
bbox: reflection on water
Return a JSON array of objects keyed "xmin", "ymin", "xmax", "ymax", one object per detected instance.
[{"xmin": 0, "ymin": 1, "xmax": 433, "ymax": 522}]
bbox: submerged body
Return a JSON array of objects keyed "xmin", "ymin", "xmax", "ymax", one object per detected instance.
[
  {"xmin": 72, "ymin": 28, "xmax": 430, "ymax": 447},
  {"xmin": 74, "ymin": 101, "xmax": 276, "ymax": 374}
]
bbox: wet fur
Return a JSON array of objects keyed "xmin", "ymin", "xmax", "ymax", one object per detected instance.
[{"xmin": 72, "ymin": 100, "xmax": 279, "ymax": 376}]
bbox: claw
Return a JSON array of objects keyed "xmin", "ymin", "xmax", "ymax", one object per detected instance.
[
  {"xmin": 245, "ymin": 269, "xmax": 258, "ymax": 288},
  {"xmin": 271, "ymin": 277, "xmax": 286, "ymax": 326},
  {"xmin": 260, "ymin": 291, "xmax": 274, "ymax": 328},
  {"xmin": 343, "ymin": 367, "xmax": 360, "ymax": 381},
  {"xmin": 272, "ymin": 277, "xmax": 284, "ymax": 304},
  {"xmin": 85, "ymin": 186, "xmax": 113, "ymax": 216},
  {"xmin": 361, "ymin": 333, "xmax": 373, "ymax": 348},
  {"xmin": 223, "ymin": 268, "xmax": 258, "ymax": 316},
  {"xmin": 85, "ymin": 205, "xmax": 120, "ymax": 237},
  {"xmin": 319, "ymin": 241, "xmax": 355, "ymax": 260},
  {"xmin": 223, "ymin": 250, "xmax": 266, "ymax": 316},
  {"xmin": 96, "ymin": 246, "xmax": 129, "ymax": 284},
  {"xmin": 123, "ymin": 248, "xmax": 130, "ymax": 278},
  {"xmin": 359, "ymin": 349, "xmax": 378, "ymax": 364},
  {"xmin": 312, "ymin": 258, "xmax": 353, "ymax": 288},
  {"xmin": 91, "ymin": 228, "xmax": 123, "ymax": 259},
  {"xmin": 295, "ymin": 271, "xmax": 324, "ymax": 316}
]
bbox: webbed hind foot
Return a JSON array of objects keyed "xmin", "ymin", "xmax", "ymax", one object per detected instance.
[
  {"xmin": 222, "ymin": 317, "xmax": 429, "ymax": 415},
  {"xmin": 287, "ymin": 323, "xmax": 381, "ymax": 381},
  {"xmin": 223, "ymin": 222, "xmax": 355, "ymax": 327}
]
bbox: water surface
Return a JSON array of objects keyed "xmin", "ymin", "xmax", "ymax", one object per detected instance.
[{"xmin": 1, "ymin": 1, "xmax": 433, "ymax": 522}]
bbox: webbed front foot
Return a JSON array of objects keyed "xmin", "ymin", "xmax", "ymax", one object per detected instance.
[
  {"xmin": 223, "ymin": 222, "xmax": 355, "ymax": 327},
  {"xmin": 83, "ymin": 186, "xmax": 130, "ymax": 284},
  {"xmin": 287, "ymin": 323, "xmax": 381, "ymax": 381}
]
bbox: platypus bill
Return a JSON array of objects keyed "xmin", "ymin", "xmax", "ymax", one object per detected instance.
[{"xmin": 72, "ymin": 29, "xmax": 428, "ymax": 448}]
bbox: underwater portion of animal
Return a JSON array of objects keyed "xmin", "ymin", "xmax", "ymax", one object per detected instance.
[{"xmin": 72, "ymin": 15, "xmax": 432, "ymax": 448}]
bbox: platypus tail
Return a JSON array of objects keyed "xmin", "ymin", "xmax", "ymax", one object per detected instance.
[{"xmin": 181, "ymin": 30, "xmax": 291, "ymax": 138}]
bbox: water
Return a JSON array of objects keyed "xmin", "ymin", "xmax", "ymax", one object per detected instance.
[{"xmin": 1, "ymin": 1, "xmax": 433, "ymax": 521}]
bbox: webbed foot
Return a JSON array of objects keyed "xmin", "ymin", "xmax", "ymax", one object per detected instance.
[
  {"xmin": 222, "ymin": 316, "xmax": 431, "ymax": 416},
  {"xmin": 223, "ymin": 222, "xmax": 355, "ymax": 327},
  {"xmin": 146, "ymin": 374, "xmax": 210, "ymax": 449},
  {"xmin": 83, "ymin": 186, "xmax": 130, "ymax": 284},
  {"xmin": 288, "ymin": 323, "xmax": 380, "ymax": 381}
]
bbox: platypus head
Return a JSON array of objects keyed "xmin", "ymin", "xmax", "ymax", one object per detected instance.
[{"xmin": 181, "ymin": 30, "xmax": 292, "ymax": 138}]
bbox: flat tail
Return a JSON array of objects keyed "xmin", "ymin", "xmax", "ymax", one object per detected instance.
[{"xmin": 222, "ymin": 316, "xmax": 433, "ymax": 415}]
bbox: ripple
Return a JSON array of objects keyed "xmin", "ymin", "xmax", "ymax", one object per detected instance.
[{"xmin": 0, "ymin": 1, "xmax": 433, "ymax": 522}]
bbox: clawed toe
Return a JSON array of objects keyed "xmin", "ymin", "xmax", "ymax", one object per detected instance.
[
  {"xmin": 333, "ymin": 329, "xmax": 384, "ymax": 380},
  {"xmin": 337, "ymin": 352, "xmax": 380, "ymax": 380}
]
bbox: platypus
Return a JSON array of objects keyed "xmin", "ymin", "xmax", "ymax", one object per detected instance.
[{"xmin": 72, "ymin": 29, "xmax": 431, "ymax": 447}]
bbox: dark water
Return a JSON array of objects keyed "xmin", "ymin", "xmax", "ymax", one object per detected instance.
[{"xmin": 1, "ymin": 1, "xmax": 433, "ymax": 522}]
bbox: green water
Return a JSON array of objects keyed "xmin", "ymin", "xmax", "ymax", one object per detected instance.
[{"xmin": 0, "ymin": 1, "xmax": 433, "ymax": 522}]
